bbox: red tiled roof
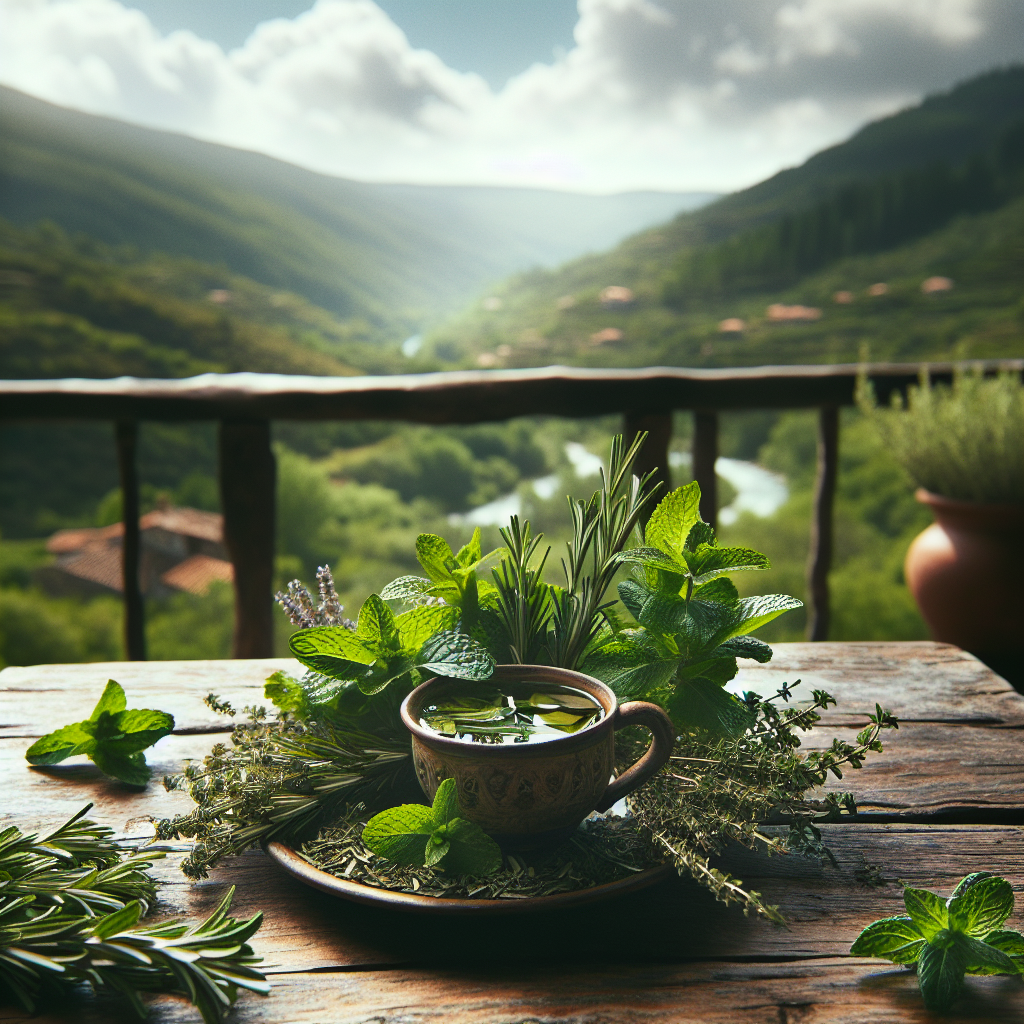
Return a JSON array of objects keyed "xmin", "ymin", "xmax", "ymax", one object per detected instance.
[
  {"xmin": 140, "ymin": 508, "xmax": 223, "ymax": 542},
  {"xmin": 47, "ymin": 523, "xmax": 122, "ymax": 554},
  {"xmin": 59, "ymin": 545, "xmax": 124, "ymax": 592},
  {"xmin": 161, "ymin": 555, "xmax": 233, "ymax": 595}
]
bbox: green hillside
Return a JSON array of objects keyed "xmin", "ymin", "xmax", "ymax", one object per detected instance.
[
  {"xmin": 0, "ymin": 86, "xmax": 708, "ymax": 333},
  {"xmin": 426, "ymin": 67, "xmax": 1024, "ymax": 369}
]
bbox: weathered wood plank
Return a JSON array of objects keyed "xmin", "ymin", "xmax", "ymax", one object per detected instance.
[
  {"xmin": 5, "ymin": 644, "xmax": 1019, "ymax": 739},
  {"xmin": 9, "ymin": 960, "xmax": 1024, "ymax": 1024},
  {"xmin": 1, "ymin": 361, "xmax": 1019, "ymax": 422}
]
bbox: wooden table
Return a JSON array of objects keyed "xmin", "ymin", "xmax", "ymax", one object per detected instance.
[{"xmin": 2, "ymin": 642, "xmax": 1023, "ymax": 1023}]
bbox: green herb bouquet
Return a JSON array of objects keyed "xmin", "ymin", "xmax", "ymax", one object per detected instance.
[{"xmin": 160, "ymin": 436, "xmax": 897, "ymax": 921}]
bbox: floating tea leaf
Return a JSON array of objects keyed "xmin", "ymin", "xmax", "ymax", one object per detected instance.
[{"xmin": 421, "ymin": 680, "xmax": 603, "ymax": 744}]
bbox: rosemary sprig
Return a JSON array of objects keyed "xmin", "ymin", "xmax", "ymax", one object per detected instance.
[{"xmin": 0, "ymin": 807, "xmax": 268, "ymax": 1022}]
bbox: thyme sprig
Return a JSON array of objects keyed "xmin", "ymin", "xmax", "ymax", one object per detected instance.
[
  {"xmin": 625, "ymin": 687, "xmax": 899, "ymax": 922},
  {"xmin": 158, "ymin": 703, "xmax": 411, "ymax": 879}
]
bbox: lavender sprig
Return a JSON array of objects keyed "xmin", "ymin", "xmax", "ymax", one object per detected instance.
[{"xmin": 275, "ymin": 565, "xmax": 355, "ymax": 629}]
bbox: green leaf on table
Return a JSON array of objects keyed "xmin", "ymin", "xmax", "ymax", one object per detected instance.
[
  {"xmin": 289, "ymin": 625, "xmax": 377, "ymax": 676},
  {"xmin": 947, "ymin": 873, "xmax": 1015, "ymax": 938},
  {"xmin": 974, "ymin": 929, "xmax": 1024, "ymax": 973},
  {"xmin": 917, "ymin": 936, "xmax": 968, "ymax": 1011},
  {"xmin": 850, "ymin": 916, "xmax": 926, "ymax": 964},
  {"xmin": 904, "ymin": 887, "xmax": 949, "ymax": 940},
  {"xmin": 397, "ymin": 605, "xmax": 459, "ymax": 652},
  {"xmin": 361, "ymin": 778, "xmax": 501, "ymax": 876},
  {"xmin": 24, "ymin": 680, "xmax": 174, "ymax": 786},
  {"xmin": 263, "ymin": 671, "xmax": 309, "ymax": 716},
  {"xmin": 852, "ymin": 874, "xmax": 1022, "ymax": 1013},
  {"xmin": 958, "ymin": 934, "xmax": 1020, "ymax": 976}
]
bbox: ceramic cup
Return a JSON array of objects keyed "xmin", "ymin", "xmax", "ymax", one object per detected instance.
[{"xmin": 401, "ymin": 664, "xmax": 675, "ymax": 850}]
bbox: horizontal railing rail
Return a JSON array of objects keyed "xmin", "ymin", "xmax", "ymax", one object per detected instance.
[{"xmin": 3, "ymin": 359, "xmax": 1019, "ymax": 660}]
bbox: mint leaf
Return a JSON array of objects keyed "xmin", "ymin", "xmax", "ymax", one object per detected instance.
[
  {"xmin": 361, "ymin": 779, "xmax": 502, "ymax": 876},
  {"xmin": 850, "ymin": 916, "xmax": 926, "ymax": 964},
  {"xmin": 904, "ymin": 887, "xmax": 950, "ymax": 939},
  {"xmin": 380, "ymin": 575, "xmax": 433, "ymax": 602},
  {"xmin": 362, "ymin": 804, "xmax": 436, "ymax": 865},
  {"xmin": 438, "ymin": 817, "xmax": 502, "ymax": 875},
  {"xmin": 583, "ymin": 630, "xmax": 678, "ymax": 699},
  {"xmin": 263, "ymin": 671, "xmax": 309, "ymax": 716},
  {"xmin": 977, "ymin": 929, "xmax": 1024, "ymax": 973},
  {"xmin": 684, "ymin": 544, "xmax": 770, "ymax": 585},
  {"xmin": 667, "ymin": 676, "xmax": 754, "ymax": 736},
  {"xmin": 718, "ymin": 635, "xmax": 774, "ymax": 663},
  {"xmin": 92, "ymin": 749, "xmax": 152, "ymax": 787},
  {"xmin": 89, "ymin": 679, "xmax": 127, "ymax": 720},
  {"xmin": 917, "ymin": 935, "xmax": 967, "ymax": 1011},
  {"xmin": 356, "ymin": 594, "xmax": 399, "ymax": 650},
  {"xmin": 947, "ymin": 874, "xmax": 1015, "ymax": 937},
  {"xmin": 431, "ymin": 775, "xmax": 461, "ymax": 825},
  {"xmin": 416, "ymin": 534, "xmax": 455, "ymax": 583},
  {"xmin": 417, "ymin": 630, "xmax": 495, "ymax": 680},
  {"xmin": 106, "ymin": 709, "xmax": 175, "ymax": 754},
  {"xmin": 644, "ymin": 482, "xmax": 701, "ymax": 556},
  {"xmin": 24, "ymin": 682, "xmax": 173, "ymax": 785},
  {"xmin": 25, "ymin": 722, "xmax": 95, "ymax": 765},
  {"xmin": 289, "ymin": 625, "xmax": 377, "ymax": 676},
  {"xmin": 424, "ymin": 834, "xmax": 451, "ymax": 867},
  {"xmin": 693, "ymin": 576, "xmax": 739, "ymax": 604},
  {"xmin": 397, "ymin": 605, "xmax": 459, "ymax": 653},
  {"xmin": 958, "ymin": 934, "xmax": 1020, "ymax": 976}
]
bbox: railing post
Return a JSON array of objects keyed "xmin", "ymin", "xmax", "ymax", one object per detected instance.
[
  {"xmin": 115, "ymin": 420, "xmax": 146, "ymax": 661},
  {"xmin": 219, "ymin": 420, "xmax": 276, "ymax": 658},
  {"xmin": 807, "ymin": 406, "xmax": 839, "ymax": 641},
  {"xmin": 623, "ymin": 412, "xmax": 672, "ymax": 517},
  {"xmin": 693, "ymin": 410, "xmax": 718, "ymax": 530}
]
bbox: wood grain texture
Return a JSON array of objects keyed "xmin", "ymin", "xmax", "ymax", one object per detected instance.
[
  {"xmin": 1, "ymin": 361, "xmax": 1020, "ymax": 422},
  {"xmin": 3, "ymin": 643, "xmax": 1024, "ymax": 1023}
]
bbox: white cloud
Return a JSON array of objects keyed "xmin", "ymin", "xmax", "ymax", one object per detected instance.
[{"xmin": 0, "ymin": 0, "xmax": 1021, "ymax": 192}]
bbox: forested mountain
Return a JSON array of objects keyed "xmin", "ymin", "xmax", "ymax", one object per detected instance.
[
  {"xmin": 426, "ymin": 66, "xmax": 1024, "ymax": 370},
  {"xmin": 0, "ymin": 86, "xmax": 709, "ymax": 334}
]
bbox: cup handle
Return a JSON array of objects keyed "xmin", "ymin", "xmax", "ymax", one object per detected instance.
[{"xmin": 594, "ymin": 701, "xmax": 675, "ymax": 813}]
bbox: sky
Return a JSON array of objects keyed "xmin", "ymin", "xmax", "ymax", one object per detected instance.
[{"xmin": 2, "ymin": 0, "xmax": 1022, "ymax": 194}]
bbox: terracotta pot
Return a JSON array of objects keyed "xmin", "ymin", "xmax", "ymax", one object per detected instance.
[
  {"xmin": 904, "ymin": 488, "xmax": 1023, "ymax": 659},
  {"xmin": 401, "ymin": 665, "xmax": 674, "ymax": 851}
]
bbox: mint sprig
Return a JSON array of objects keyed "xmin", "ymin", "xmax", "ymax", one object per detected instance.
[
  {"xmin": 289, "ymin": 593, "xmax": 495, "ymax": 699},
  {"xmin": 851, "ymin": 872, "xmax": 1024, "ymax": 1011},
  {"xmin": 24, "ymin": 680, "xmax": 174, "ymax": 786},
  {"xmin": 361, "ymin": 778, "xmax": 502, "ymax": 876}
]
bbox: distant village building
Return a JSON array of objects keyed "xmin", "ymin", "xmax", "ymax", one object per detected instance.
[
  {"xmin": 38, "ymin": 507, "xmax": 232, "ymax": 600},
  {"xmin": 208, "ymin": 289, "xmax": 231, "ymax": 304},
  {"xmin": 476, "ymin": 352, "xmax": 499, "ymax": 367},
  {"xmin": 867, "ymin": 283, "xmax": 889, "ymax": 297},
  {"xmin": 833, "ymin": 291, "xmax": 854, "ymax": 304},
  {"xmin": 921, "ymin": 276, "xmax": 954, "ymax": 294},
  {"xmin": 590, "ymin": 327, "xmax": 624, "ymax": 344},
  {"xmin": 718, "ymin": 318, "xmax": 746, "ymax": 335},
  {"xmin": 599, "ymin": 286, "xmax": 634, "ymax": 307},
  {"xmin": 766, "ymin": 304, "xmax": 821, "ymax": 323}
]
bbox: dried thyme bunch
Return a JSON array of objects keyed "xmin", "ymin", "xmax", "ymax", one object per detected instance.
[
  {"xmin": 625, "ymin": 684, "xmax": 899, "ymax": 923},
  {"xmin": 158, "ymin": 700, "xmax": 411, "ymax": 879}
]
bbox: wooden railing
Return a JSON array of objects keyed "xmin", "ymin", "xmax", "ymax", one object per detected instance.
[{"xmin": 4, "ymin": 359, "xmax": 1020, "ymax": 659}]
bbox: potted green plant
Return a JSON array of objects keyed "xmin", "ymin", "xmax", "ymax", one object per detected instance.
[{"xmin": 860, "ymin": 369, "xmax": 1023, "ymax": 676}]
